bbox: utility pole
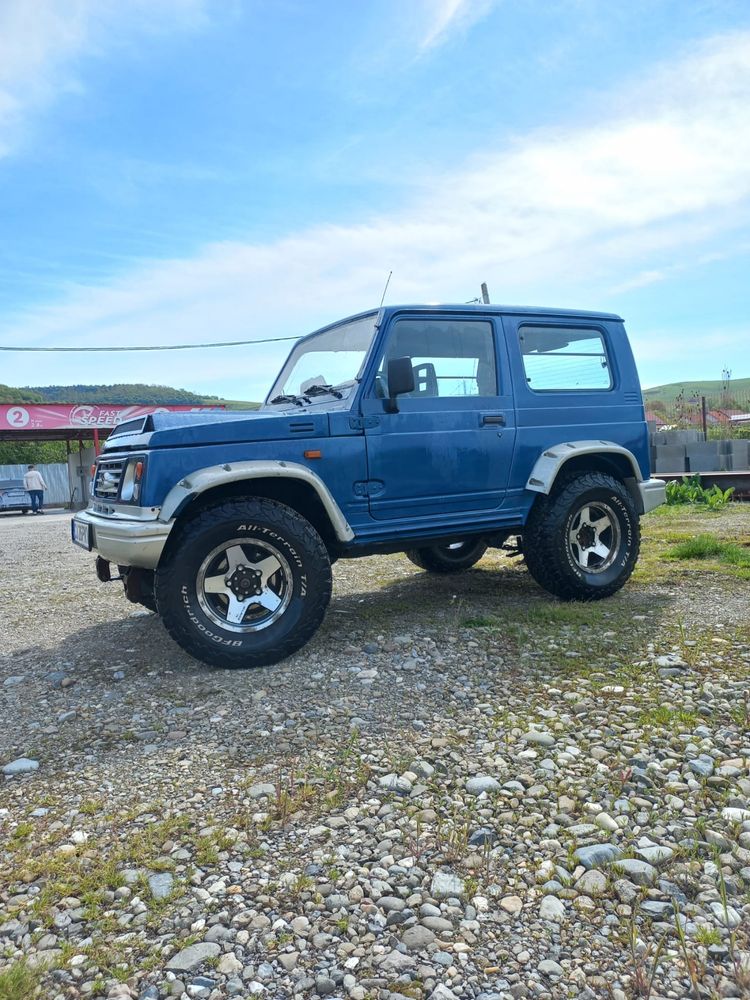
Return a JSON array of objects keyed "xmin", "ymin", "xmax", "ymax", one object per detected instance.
[{"xmin": 480, "ymin": 283, "xmax": 490, "ymax": 304}]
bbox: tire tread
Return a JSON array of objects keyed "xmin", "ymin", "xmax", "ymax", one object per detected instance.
[
  {"xmin": 156, "ymin": 497, "xmax": 331, "ymax": 668},
  {"xmin": 523, "ymin": 472, "xmax": 639, "ymax": 601},
  {"xmin": 405, "ymin": 538, "xmax": 488, "ymax": 574}
]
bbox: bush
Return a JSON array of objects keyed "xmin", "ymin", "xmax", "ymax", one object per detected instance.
[{"xmin": 664, "ymin": 475, "xmax": 734, "ymax": 510}]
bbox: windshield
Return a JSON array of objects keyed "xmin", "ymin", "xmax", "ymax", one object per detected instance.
[{"xmin": 266, "ymin": 313, "xmax": 378, "ymax": 404}]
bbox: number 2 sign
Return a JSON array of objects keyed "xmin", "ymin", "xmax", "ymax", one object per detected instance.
[{"xmin": 6, "ymin": 406, "xmax": 30, "ymax": 428}]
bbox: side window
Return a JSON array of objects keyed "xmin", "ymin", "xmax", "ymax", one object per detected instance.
[
  {"xmin": 519, "ymin": 325, "xmax": 612, "ymax": 391},
  {"xmin": 377, "ymin": 319, "xmax": 497, "ymax": 398}
]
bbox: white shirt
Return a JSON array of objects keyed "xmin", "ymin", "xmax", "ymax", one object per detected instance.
[{"xmin": 23, "ymin": 470, "xmax": 47, "ymax": 491}]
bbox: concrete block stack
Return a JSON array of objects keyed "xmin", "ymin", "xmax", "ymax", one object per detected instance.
[
  {"xmin": 719, "ymin": 440, "xmax": 750, "ymax": 469},
  {"xmin": 653, "ymin": 444, "xmax": 687, "ymax": 473},
  {"xmin": 686, "ymin": 443, "xmax": 731, "ymax": 472},
  {"xmin": 651, "ymin": 429, "xmax": 702, "ymax": 446},
  {"xmin": 648, "ymin": 428, "xmax": 750, "ymax": 472}
]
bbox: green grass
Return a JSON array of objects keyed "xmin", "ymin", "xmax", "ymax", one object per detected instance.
[
  {"xmin": 462, "ymin": 602, "xmax": 608, "ymax": 630},
  {"xmin": 0, "ymin": 959, "xmax": 42, "ymax": 1000},
  {"xmin": 638, "ymin": 706, "xmax": 698, "ymax": 730},
  {"xmin": 635, "ymin": 508, "xmax": 750, "ymax": 583},
  {"xmin": 461, "ymin": 614, "xmax": 498, "ymax": 628},
  {"xmin": 694, "ymin": 925, "xmax": 723, "ymax": 947},
  {"xmin": 667, "ymin": 534, "xmax": 750, "ymax": 574}
]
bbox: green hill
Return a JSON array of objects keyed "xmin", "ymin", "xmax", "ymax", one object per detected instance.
[
  {"xmin": 0, "ymin": 383, "xmax": 259, "ymax": 409},
  {"xmin": 202, "ymin": 396, "xmax": 261, "ymax": 411},
  {"xmin": 0, "ymin": 384, "xmax": 44, "ymax": 403},
  {"xmin": 643, "ymin": 377, "xmax": 750, "ymax": 406}
]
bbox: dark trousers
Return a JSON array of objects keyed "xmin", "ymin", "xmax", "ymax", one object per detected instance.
[{"xmin": 29, "ymin": 490, "xmax": 43, "ymax": 512}]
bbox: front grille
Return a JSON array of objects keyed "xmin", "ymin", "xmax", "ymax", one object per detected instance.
[{"xmin": 93, "ymin": 458, "xmax": 126, "ymax": 499}]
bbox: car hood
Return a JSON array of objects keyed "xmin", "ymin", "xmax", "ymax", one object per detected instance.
[{"xmin": 106, "ymin": 409, "xmax": 332, "ymax": 449}]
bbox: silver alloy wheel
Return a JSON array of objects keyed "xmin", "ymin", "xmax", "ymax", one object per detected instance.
[
  {"xmin": 196, "ymin": 538, "xmax": 293, "ymax": 633},
  {"xmin": 567, "ymin": 502, "xmax": 621, "ymax": 573}
]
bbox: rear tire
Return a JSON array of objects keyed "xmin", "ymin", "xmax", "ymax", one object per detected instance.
[
  {"xmin": 155, "ymin": 497, "xmax": 332, "ymax": 668},
  {"xmin": 406, "ymin": 538, "xmax": 488, "ymax": 574},
  {"xmin": 523, "ymin": 472, "xmax": 639, "ymax": 600}
]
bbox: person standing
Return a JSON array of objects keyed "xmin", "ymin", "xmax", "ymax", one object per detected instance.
[{"xmin": 23, "ymin": 465, "xmax": 48, "ymax": 514}]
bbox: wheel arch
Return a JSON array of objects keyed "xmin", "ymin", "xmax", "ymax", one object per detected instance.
[
  {"xmin": 159, "ymin": 461, "xmax": 354, "ymax": 553},
  {"xmin": 525, "ymin": 441, "xmax": 645, "ymax": 513}
]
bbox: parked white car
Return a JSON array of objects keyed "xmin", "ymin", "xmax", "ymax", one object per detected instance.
[{"xmin": 0, "ymin": 479, "xmax": 32, "ymax": 514}]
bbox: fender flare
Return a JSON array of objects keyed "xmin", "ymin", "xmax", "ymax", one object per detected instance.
[
  {"xmin": 159, "ymin": 460, "xmax": 355, "ymax": 541},
  {"xmin": 525, "ymin": 440, "xmax": 644, "ymax": 503}
]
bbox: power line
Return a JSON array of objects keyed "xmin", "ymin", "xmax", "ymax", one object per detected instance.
[{"xmin": 0, "ymin": 334, "xmax": 302, "ymax": 353}]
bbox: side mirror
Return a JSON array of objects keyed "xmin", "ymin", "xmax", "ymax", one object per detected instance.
[{"xmin": 384, "ymin": 357, "xmax": 415, "ymax": 412}]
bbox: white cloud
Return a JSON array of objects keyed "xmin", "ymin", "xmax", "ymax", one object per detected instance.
[
  {"xmin": 418, "ymin": 0, "xmax": 498, "ymax": 50},
  {"xmin": 0, "ymin": 0, "xmax": 207, "ymax": 158},
  {"xmin": 3, "ymin": 29, "xmax": 750, "ymax": 397}
]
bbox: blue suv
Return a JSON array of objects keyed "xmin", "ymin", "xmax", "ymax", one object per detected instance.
[{"xmin": 72, "ymin": 305, "xmax": 665, "ymax": 668}]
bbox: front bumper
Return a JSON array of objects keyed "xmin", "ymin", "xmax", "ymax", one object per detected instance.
[
  {"xmin": 72, "ymin": 509, "xmax": 172, "ymax": 569},
  {"xmin": 638, "ymin": 478, "xmax": 667, "ymax": 514}
]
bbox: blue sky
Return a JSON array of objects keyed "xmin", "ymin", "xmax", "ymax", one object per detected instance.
[{"xmin": 1, "ymin": 0, "xmax": 749, "ymax": 401}]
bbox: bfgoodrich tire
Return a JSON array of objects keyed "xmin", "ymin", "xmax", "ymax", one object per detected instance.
[
  {"xmin": 406, "ymin": 538, "xmax": 488, "ymax": 573},
  {"xmin": 523, "ymin": 472, "xmax": 639, "ymax": 600},
  {"xmin": 155, "ymin": 498, "xmax": 332, "ymax": 668}
]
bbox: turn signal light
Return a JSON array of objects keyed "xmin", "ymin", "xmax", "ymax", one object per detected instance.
[
  {"xmin": 90, "ymin": 464, "xmax": 96, "ymax": 479},
  {"xmin": 304, "ymin": 450, "xmax": 322, "ymax": 459},
  {"xmin": 134, "ymin": 461, "xmax": 144, "ymax": 481}
]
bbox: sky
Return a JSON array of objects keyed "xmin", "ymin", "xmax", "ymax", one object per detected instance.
[{"xmin": 0, "ymin": 0, "xmax": 749, "ymax": 402}]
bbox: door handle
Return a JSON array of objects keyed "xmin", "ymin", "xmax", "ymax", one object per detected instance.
[{"xmin": 481, "ymin": 413, "xmax": 506, "ymax": 426}]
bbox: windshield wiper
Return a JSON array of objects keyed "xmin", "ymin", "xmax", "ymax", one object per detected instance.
[
  {"xmin": 303, "ymin": 383, "xmax": 344, "ymax": 399},
  {"xmin": 269, "ymin": 394, "xmax": 306, "ymax": 407}
]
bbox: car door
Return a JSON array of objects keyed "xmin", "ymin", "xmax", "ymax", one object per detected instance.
[{"xmin": 359, "ymin": 313, "xmax": 516, "ymax": 522}]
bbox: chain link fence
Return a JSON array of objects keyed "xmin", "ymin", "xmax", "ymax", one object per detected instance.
[
  {"xmin": 645, "ymin": 390, "xmax": 750, "ymax": 440},
  {"xmin": 645, "ymin": 390, "xmax": 750, "ymax": 473}
]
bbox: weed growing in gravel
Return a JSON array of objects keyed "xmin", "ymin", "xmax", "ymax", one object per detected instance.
[
  {"xmin": 195, "ymin": 830, "xmax": 234, "ymax": 865},
  {"xmin": 637, "ymin": 706, "xmax": 698, "ymax": 730},
  {"xmin": 672, "ymin": 901, "xmax": 702, "ymax": 1000},
  {"xmin": 434, "ymin": 818, "xmax": 471, "ymax": 862},
  {"xmin": 8, "ymin": 822, "xmax": 33, "ymax": 844},
  {"xmin": 386, "ymin": 981, "xmax": 423, "ymax": 999},
  {"xmin": 79, "ymin": 798, "xmax": 105, "ymax": 816},
  {"xmin": 693, "ymin": 925, "xmax": 722, "ymax": 947},
  {"xmin": 461, "ymin": 614, "xmax": 498, "ymax": 628},
  {"xmin": 729, "ymin": 697, "xmax": 750, "ymax": 730},
  {"xmin": 0, "ymin": 959, "xmax": 42, "ymax": 1000},
  {"xmin": 272, "ymin": 768, "xmax": 317, "ymax": 824},
  {"xmin": 623, "ymin": 907, "xmax": 668, "ymax": 999}
]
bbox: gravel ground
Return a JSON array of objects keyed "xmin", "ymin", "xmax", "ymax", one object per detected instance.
[{"xmin": 1, "ymin": 508, "xmax": 750, "ymax": 1000}]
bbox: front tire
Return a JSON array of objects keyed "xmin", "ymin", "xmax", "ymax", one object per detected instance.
[
  {"xmin": 523, "ymin": 472, "xmax": 639, "ymax": 600},
  {"xmin": 155, "ymin": 498, "xmax": 332, "ymax": 668},
  {"xmin": 406, "ymin": 538, "xmax": 488, "ymax": 573}
]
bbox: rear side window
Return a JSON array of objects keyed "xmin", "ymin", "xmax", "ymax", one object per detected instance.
[{"xmin": 519, "ymin": 325, "xmax": 612, "ymax": 391}]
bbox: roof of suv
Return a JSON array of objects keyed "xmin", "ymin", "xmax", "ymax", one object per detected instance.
[
  {"xmin": 381, "ymin": 303, "xmax": 623, "ymax": 320},
  {"xmin": 299, "ymin": 304, "xmax": 624, "ymax": 344}
]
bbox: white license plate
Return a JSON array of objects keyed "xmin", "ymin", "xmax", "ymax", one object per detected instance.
[{"xmin": 72, "ymin": 519, "xmax": 91, "ymax": 550}]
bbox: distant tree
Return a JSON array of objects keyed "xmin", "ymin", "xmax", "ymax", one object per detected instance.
[
  {"xmin": 28, "ymin": 383, "xmax": 206, "ymax": 404},
  {"xmin": 0, "ymin": 384, "xmax": 44, "ymax": 403},
  {"xmin": 0, "ymin": 441, "xmax": 72, "ymax": 464}
]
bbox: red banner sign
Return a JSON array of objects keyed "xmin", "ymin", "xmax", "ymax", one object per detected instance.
[{"xmin": 0, "ymin": 403, "xmax": 223, "ymax": 432}]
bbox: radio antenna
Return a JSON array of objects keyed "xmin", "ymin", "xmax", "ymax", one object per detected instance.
[{"xmin": 379, "ymin": 270, "xmax": 393, "ymax": 308}]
